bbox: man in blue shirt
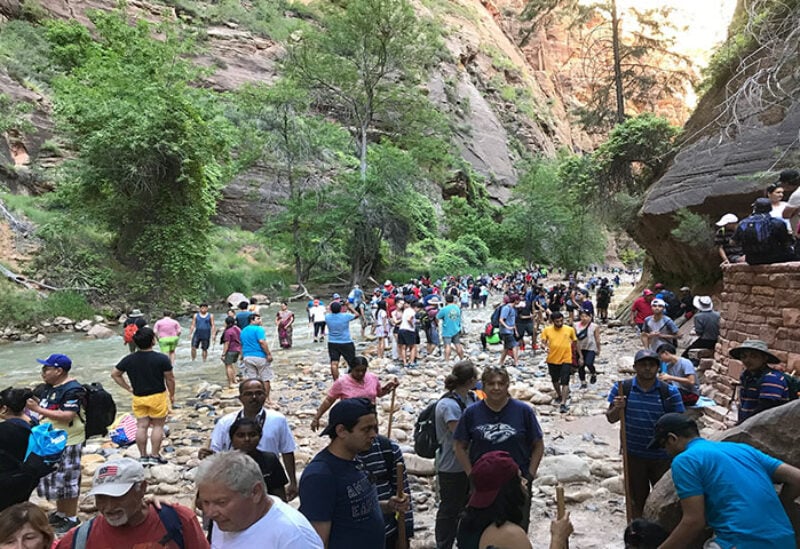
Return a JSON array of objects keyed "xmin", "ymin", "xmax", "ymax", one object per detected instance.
[
  {"xmin": 324, "ymin": 301, "xmax": 360, "ymax": 380},
  {"xmin": 606, "ymin": 349, "xmax": 684, "ymax": 518},
  {"xmin": 299, "ymin": 398, "xmax": 408, "ymax": 549},
  {"xmin": 652, "ymin": 413, "xmax": 800, "ymax": 549},
  {"xmin": 731, "ymin": 339, "xmax": 789, "ymax": 424},
  {"xmin": 436, "ymin": 294, "xmax": 464, "ymax": 362},
  {"xmin": 240, "ymin": 313, "xmax": 274, "ymax": 404},
  {"xmin": 498, "ymin": 294, "xmax": 520, "ymax": 367}
]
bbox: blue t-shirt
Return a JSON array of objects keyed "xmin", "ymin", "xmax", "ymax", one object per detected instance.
[
  {"xmin": 235, "ymin": 310, "xmax": 252, "ymax": 330},
  {"xmin": 672, "ymin": 438, "xmax": 794, "ymax": 549},
  {"xmin": 436, "ymin": 304, "xmax": 462, "ymax": 337},
  {"xmin": 325, "ymin": 313, "xmax": 356, "ymax": 344},
  {"xmin": 453, "ymin": 399, "xmax": 543, "ymax": 473},
  {"xmin": 299, "ymin": 448, "xmax": 385, "ymax": 549},
  {"xmin": 607, "ymin": 378, "xmax": 684, "ymax": 459},
  {"xmin": 499, "ymin": 304, "xmax": 516, "ymax": 335},
  {"xmin": 240, "ymin": 325, "xmax": 266, "ymax": 358}
]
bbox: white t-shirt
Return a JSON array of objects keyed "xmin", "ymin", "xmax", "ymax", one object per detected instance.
[
  {"xmin": 400, "ymin": 307, "xmax": 416, "ymax": 331},
  {"xmin": 210, "ymin": 497, "xmax": 323, "ymax": 549},
  {"xmin": 786, "ymin": 189, "xmax": 800, "ymax": 235},
  {"xmin": 210, "ymin": 409, "xmax": 297, "ymax": 454},
  {"xmin": 310, "ymin": 305, "xmax": 327, "ymax": 323},
  {"xmin": 770, "ymin": 202, "xmax": 791, "ymax": 231}
]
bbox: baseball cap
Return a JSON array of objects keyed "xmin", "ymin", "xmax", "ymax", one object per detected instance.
[
  {"xmin": 36, "ymin": 353, "xmax": 72, "ymax": 371},
  {"xmin": 129, "ymin": 309, "xmax": 143, "ymax": 318},
  {"xmin": 715, "ymin": 213, "xmax": 738, "ymax": 226},
  {"xmin": 642, "ymin": 289, "xmax": 653, "ymax": 296},
  {"xmin": 87, "ymin": 458, "xmax": 146, "ymax": 497},
  {"xmin": 634, "ymin": 349, "xmax": 659, "ymax": 365},
  {"xmin": 320, "ymin": 398, "xmax": 376, "ymax": 437},
  {"xmin": 467, "ymin": 451, "xmax": 520, "ymax": 508},
  {"xmin": 332, "ymin": 293, "xmax": 341, "ymax": 299},
  {"xmin": 650, "ymin": 298, "xmax": 666, "ymax": 307},
  {"xmin": 646, "ymin": 413, "xmax": 697, "ymax": 450}
]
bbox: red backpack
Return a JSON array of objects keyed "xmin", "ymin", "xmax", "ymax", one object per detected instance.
[{"xmin": 123, "ymin": 323, "xmax": 139, "ymax": 344}]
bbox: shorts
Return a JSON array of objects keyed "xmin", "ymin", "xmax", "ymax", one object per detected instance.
[
  {"xmin": 158, "ymin": 336, "xmax": 179, "ymax": 353},
  {"xmin": 548, "ymin": 363, "xmax": 572, "ymax": 385},
  {"xmin": 501, "ymin": 333, "xmax": 517, "ymax": 350},
  {"xmin": 37, "ymin": 442, "xmax": 83, "ymax": 501},
  {"xmin": 327, "ymin": 342, "xmax": 356, "ymax": 366},
  {"xmin": 132, "ymin": 391, "xmax": 170, "ymax": 419},
  {"xmin": 242, "ymin": 356, "xmax": 273, "ymax": 382},
  {"xmin": 191, "ymin": 332, "xmax": 211, "ymax": 350},
  {"xmin": 443, "ymin": 333, "xmax": 462, "ymax": 346},
  {"xmin": 223, "ymin": 351, "xmax": 240, "ymax": 365},
  {"xmin": 425, "ymin": 326, "xmax": 440, "ymax": 346},
  {"xmin": 516, "ymin": 321, "xmax": 535, "ymax": 338},
  {"xmin": 397, "ymin": 329, "xmax": 416, "ymax": 346}
]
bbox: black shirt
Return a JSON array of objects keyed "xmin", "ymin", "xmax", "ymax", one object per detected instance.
[
  {"xmin": 115, "ymin": 351, "xmax": 172, "ymax": 396},
  {"xmin": 250, "ymin": 451, "xmax": 289, "ymax": 494}
]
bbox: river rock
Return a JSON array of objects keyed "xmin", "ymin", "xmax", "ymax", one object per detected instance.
[
  {"xmin": 53, "ymin": 316, "xmax": 74, "ymax": 327},
  {"xmin": 35, "ymin": 334, "xmax": 47, "ymax": 343},
  {"xmin": 403, "ymin": 453, "xmax": 435, "ymax": 476},
  {"xmin": 590, "ymin": 460, "xmax": 619, "ymax": 479},
  {"xmin": 601, "ymin": 475, "xmax": 624, "ymax": 495},
  {"xmin": 75, "ymin": 319, "xmax": 93, "ymax": 331},
  {"xmin": 148, "ymin": 463, "xmax": 182, "ymax": 483},
  {"xmin": 155, "ymin": 483, "xmax": 180, "ymax": 495},
  {"xmin": 537, "ymin": 454, "xmax": 591, "ymax": 483},
  {"xmin": 81, "ymin": 454, "xmax": 106, "ymax": 466},
  {"xmin": 87, "ymin": 324, "xmax": 115, "ymax": 339}
]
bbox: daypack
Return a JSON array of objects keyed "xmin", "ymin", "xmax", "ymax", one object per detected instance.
[
  {"xmin": 123, "ymin": 322, "xmax": 139, "ymax": 344},
  {"xmin": 740, "ymin": 214, "xmax": 774, "ymax": 254},
  {"xmin": 490, "ymin": 305, "xmax": 503, "ymax": 329},
  {"xmin": 72, "ymin": 503, "xmax": 185, "ymax": 549},
  {"xmin": 25, "ymin": 423, "xmax": 67, "ymax": 466},
  {"xmin": 620, "ymin": 379, "xmax": 677, "ymax": 413},
  {"xmin": 80, "ymin": 383, "xmax": 117, "ymax": 438},
  {"xmin": 414, "ymin": 394, "xmax": 466, "ymax": 459}
]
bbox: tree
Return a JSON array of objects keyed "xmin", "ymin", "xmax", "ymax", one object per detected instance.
[{"xmin": 48, "ymin": 11, "xmax": 233, "ymax": 304}]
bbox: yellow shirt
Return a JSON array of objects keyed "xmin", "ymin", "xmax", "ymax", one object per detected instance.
[{"xmin": 541, "ymin": 325, "xmax": 577, "ymax": 365}]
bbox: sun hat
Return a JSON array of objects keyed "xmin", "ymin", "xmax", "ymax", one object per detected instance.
[
  {"xmin": 320, "ymin": 398, "xmax": 376, "ymax": 437},
  {"xmin": 87, "ymin": 458, "xmax": 145, "ymax": 497},
  {"xmin": 129, "ymin": 309, "xmax": 143, "ymax": 318},
  {"xmin": 36, "ymin": 353, "xmax": 72, "ymax": 371},
  {"xmin": 692, "ymin": 296, "xmax": 713, "ymax": 312},
  {"xmin": 467, "ymin": 451, "xmax": 520, "ymax": 509},
  {"xmin": 646, "ymin": 413, "xmax": 697, "ymax": 450},
  {"xmin": 729, "ymin": 340, "xmax": 780, "ymax": 364},
  {"xmin": 715, "ymin": 213, "xmax": 738, "ymax": 226}
]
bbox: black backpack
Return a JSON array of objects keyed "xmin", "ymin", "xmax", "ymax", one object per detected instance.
[
  {"xmin": 490, "ymin": 305, "xmax": 503, "ymax": 329},
  {"xmin": 80, "ymin": 383, "xmax": 117, "ymax": 438},
  {"xmin": 413, "ymin": 394, "xmax": 465, "ymax": 458}
]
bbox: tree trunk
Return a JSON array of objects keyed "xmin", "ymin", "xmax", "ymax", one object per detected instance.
[
  {"xmin": 610, "ymin": 0, "xmax": 625, "ymax": 124},
  {"xmin": 358, "ymin": 126, "xmax": 368, "ymax": 181}
]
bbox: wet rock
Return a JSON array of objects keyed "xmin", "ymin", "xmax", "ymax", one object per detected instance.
[
  {"xmin": 537, "ymin": 454, "xmax": 591, "ymax": 483},
  {"xmin": 403, "ymin": 453, "xmax": 435, "ymax": 476},
  {"xmin": 87, "ymin": 324, "xmax": 115, "ymax": 339},
  {"xmin": 75, "ymin": 319, "xmax": 93, "ymax": 331}
]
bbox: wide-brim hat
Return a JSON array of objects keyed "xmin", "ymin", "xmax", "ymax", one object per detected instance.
[
  {"xmin": 730, "ymin": 340, "xmax": 780, "ymax": 364},
  {"xmin": 129, "ymin": 309, "xmax": 143, "ymax": 318},
  {"xmin": 692, "ymin": 296, "xmax": 713, "ymax": 312}
]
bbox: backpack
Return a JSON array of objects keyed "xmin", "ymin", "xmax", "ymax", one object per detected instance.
[
  {"xmin": 80, "ymin": 383, "xmax": 117, "ymax": 438},
  {"xmin": 620, "ymin": 379, "xmax": 677, "ymax": 413},
  {"xmin": 414, "ymin": 394, "xmax": 466, "ymax": 459},
  {"xmin": 740, "ymin": 214, "xmax": 774, "ymax": 254},
  {"xmin": 25, "ymin": 423, "xmax": 68, "ymax": 466},
  {"xmin": 123, "ymin": 323, "xmax": 139, "ymax": 344},
  {"xmin": 72, "ymin": 503, "xmax": 185, "ymax": 549},
  {"xmin": 490, "ymin": 305, "xmax": 503, "ymax": 329},
  {"xmin": 597, "ymin": 286, "xmax": 610, "ymax": 300}
]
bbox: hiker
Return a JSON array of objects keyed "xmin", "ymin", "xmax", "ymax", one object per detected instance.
[
  {"xmin": 682, "ymin": 295, "xmax": 720, "ymax": 360},
  {"xmin": 434, "ymin": 361, "xmax": 479, "ymax": 549},
  {"xmin": 453, "ymin": 366, "xmax": 544, "ymax": 532},
  {"xmin": 0, "ymin": 502, "xmax": 54, "ymax": 549},
  {"xmin": 240, "ymin": 313, "xmax": 274, "ymax": 403},
  {"xmin": 652, "ymin": 413, "xmax": 800, "ymax": 549},
  {"xmin": 656, "ymin": 343, "xmax": 700, "ymax": 406},
  {"xmin": 437, "ymin": 294, "xmax": 464, "ymax": 362},
  {"xmin": 153, "ymin": 311, "xmax": 181, "ymax": 366},
  {"xmin": 733, "ymin": 197, "xmax": 794, "ymax": 265},
  {"xmin": 714, "ymin": 213, "xmax": 745, "ymax": 265},
  {"xmin": 55, "ymin": 458, "xmax": 208, "ymax": 548},
  {"xmin": 224, "ymin": 417, "xmax": 289, "ymax": 501},
  {"xmin": 197, "ymin": 451, "xmax": 321, "ymax": 548},
  {"xmin": 766, "ymin": 179, "xmax": 792, "ymax": 231},
  {"xmin": 189, "ymin": 303, "xmax": 215, "ymax": 362},
  {"xmin": 540, "ymin": 312, "xmax": 578, "ymax": 413},
  {"xmin": 606, "ymin": 349, "xmax": 685, "ymax": 519},
  {"xmin": 498, "ymin": 294, "xmax": 520, "ymax": 367},
  {"xmin": 730, "ymin": 340, "xmax": 789, "ymax": 424},
  {"xmin": 640, "ymin": 298, "xmax": 678, "ymax": 352},
  {"xmin": 595, "ymin": 280, "xmax": 612, "ymax": 322},
  {"xmin": 779, "ymin": 169, "xmax": 800, "ymax": 238},
  {"xmin": 309, "ymin": 298, "xmax": 327, "ymax": 342},
  {"xmin": 111, "ymin": 327, "xmax": 175, "ymax": 466},
  {"xmin": 630, "ymin": 289, "xmax": 654, "ymax": 332},
  {"xmin": 574, "ymin": 309, "xmax": 601, "ymax": 389},
  {"xmin": 201, "ymin": 379, "xmax": 298, "ymax": 501},
  {"xmin": 235, "ymin": 301, "xmax": 251, "ymax": 330},
  {"xmin": 275, "ymin": 302, "xmax": 294, "ymax": 349},
  {"xmin": 310, "ymin": 356, "xmax": 399, "ymax": 431},
  {"xmin": 26, "ymin": 353, "xmax": 85, "ymax": 534},
  {"xmin": 220, "ymin": 316, "xmax": 242, "ymax": 388},
  {"xmin": 325, "ymin": 301, "xmax": 361, "ymax": 380},
  {"xmin": 299, "ymin": 398, "xmax": 409, "ymax": 549},
  {"xmin": 122, "ymin": 309, "xmax": 147, "ymax": 354},
  {"xmin": 397, "ymin": 299, "xmax": 418, "ymax": 368}
]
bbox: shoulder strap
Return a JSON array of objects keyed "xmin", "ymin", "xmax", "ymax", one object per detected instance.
[
  {"xmin": 72, "ymin": 518, "xmax": 95, "ymax": 549},
  {"xmin": 446, "ymin": 392, "xmax": 466, "ymax": 411},
  {"xmin": 657, "ymin": 381, "xmax": 673, "ymax": 413},
  {"xmin": 156, "ymin": 504, "xmax": 185, "ymax": 548}
]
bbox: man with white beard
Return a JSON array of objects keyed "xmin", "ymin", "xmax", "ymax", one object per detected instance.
[{"xmin": 56, "ymin": 458, "xmax": 209, "ymax": 548}]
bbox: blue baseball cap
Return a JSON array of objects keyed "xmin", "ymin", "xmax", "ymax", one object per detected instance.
[
  {"xmin": 37, "ymin": 353, "xmax": 72, "ymax": 371},
  {"xmin": 320, "ymin": 398, "xmax": 376, "ymax": 437}
]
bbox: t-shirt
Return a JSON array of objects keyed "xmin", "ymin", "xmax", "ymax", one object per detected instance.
[
  {"xmin": 435, "ymin": 393, "xmax": 477, "ymax": 473},
  {"xmin": 541, "ymin": 325, "xmax": 577, "ymax": 364},
  {"xmin": 153, "ymin": 317, "xmax": 181, "ymax": 338},
  {"xmin": 235, "ymin": 310, "xmax": 252, "ymax": 330},
  {"xmin": 38, "ymin": 380, "xmax": 85, "ymax": 445},
  {"xmin": 714, "ymin": 226, "xmax": 745, "ymax": 259},
  {"xmin": 630, "ymin": 297, "xmax": 652, "ymax": 325},
  {"xmin": 574, "ymin": 321, "xmax": 598, "ymax": 352},
  {"xmin": 240, "ymin": 325, "xmax": 267, "ymax": 358},
  {"xmin": 309, "ymin": 305, "xmax": 327, "ymax": 323},
  {"xmin": 115, "ymin": 351, "xmax": 172, "ymax": 396},
  {"xmin": 327, "ymin": 372, "xmax": 381, "ymax": 403},
  {"xmin": 210, "ymin": 409, "xmax": 297, "ymax": 455},
  {"xmin": 498, "ymin": 304, "xmax": 516, "ymax": 335},
  {"xmin": 56, "ymin": 504, "xmax": 209, "ymax": 549},
  {"xmin": 250, "ymin": 451, "xmax": 289, "ymax": 494},
  {"xmin": 325, "ymin": 313, "xmax": 356, "ymax": 344},
  {"xmin": 436, "ymin": 304, "xmax": 462, "ymax": 338},
  {"xmin": 515, "ymin": 301, "xmax": 533, "ymax": 323},
  {"xmin": 738, "ymin": 368, "xmax": 789, "ymax": 423},
  {"xmin": 210, "ymin": 497, "xmax": 322, "ymax": 549},
  {"xmin": 642, "ymin": 315, "xmax": 678, "ymax": 351},
  {"xmin": 786, "ymin": 187, "xmax": 800, "ymax": 235},
  {"xmin": 453, "ymin": 399, "xmax": 543, "ymax": 473},
  {"xmin": 664, "ymin": 358, "xmax": 699, "ymax": 395},
  {"xmin": 692, "ymin": 310, "xmax": 720, "ymax": 342},
  {"xmin": 299, "ymin": 448, "xmax": 385, "ymax": 549},
  {"xmin": 671, "ymin": 438, "xmax": 794, "ymax": 549},
  {"xmin": 222, "ymin": 325, "xmax": 242, "ymax": 353},
  {"xmin": 400, "ymin": 307, "xmax": 416, "ymax": 331}
]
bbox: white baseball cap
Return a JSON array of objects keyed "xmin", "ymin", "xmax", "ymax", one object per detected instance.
[
  {"xmin": 715, "ymin": 213, "xmax": 738, "ymax": 226},
  {"xmin": 88, "ymin": 458, "xmax": 145, "ymax": 497}
]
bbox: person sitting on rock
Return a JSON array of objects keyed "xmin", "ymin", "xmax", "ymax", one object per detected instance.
[
  {"xmin": 656, "ymin": 343, "xmax": 700, "ymax": 406},
  {"xmin": 714, "ymin": 213, "xmax": 745, "ymax": 265},
  {"xmin": 730, "ymin": 340, "xmax": 789, "ymax": 424},
  {"xmin": 651, "ymin": 413, "xmax": 800, "ymax": 549},
  {"xmin": 681, "ymin": 295, "xmax": 720, "ymax": 361},
  {"xmin": 199, "ymin": 379, "xmax": 298, "ymax": 500},
  {"xmin": 55, "ymin": 458, "xmax": 208, "ymax": 548},
  {"xmin": 732, "ymin": 197, "xmax": 794, "ymax": 265}
]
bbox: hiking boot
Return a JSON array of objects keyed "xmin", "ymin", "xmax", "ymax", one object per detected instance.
[
  {"xmin": 590, "ymin": 374, "xmax": 597, "ymax": 384},
  {"xmin": 559, "ymin": 403, "xmax": 569, "ymax": 414},
  {"xmin": 150, "ymin": 455, "xmax": 168, "ymax": 465},
  {"xmin": 580, "ymin": 382, "xmax": 588, "ymax": 389},
  {"xmin": 52, "ymin": 516, "xmax": 80, "ymax": 535}
]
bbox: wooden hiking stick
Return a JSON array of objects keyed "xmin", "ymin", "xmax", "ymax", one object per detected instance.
[
  {"xmin": 386, "ymin": 385, "xmax": 397, "ymax": 438},
  {"xmin": 618, "ymin": 379, "xmax": 633, "ymax": 523},
  {"xmin": 556, "ymin": 484, "xmax": 569, "ymax": 549},
  {"xmin": 396, "ymin": 462, "xmax": 408, "ymax": 549}
]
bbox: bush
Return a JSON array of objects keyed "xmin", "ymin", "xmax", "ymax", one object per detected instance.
[
  {"xmin": 0, "ymin": 282, "xmax": 95, "ymax": 326},
  {"xmin": 46, "ymin": 290, "xmax": 95, "ymax": 320},
  {"xmin": 671, "ymin": 209, "xmax": 714, "ymax": 248}
]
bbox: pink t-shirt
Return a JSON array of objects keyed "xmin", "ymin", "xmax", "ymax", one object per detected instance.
[
  {"xmin": 328, "ymin": 372, "xmax": 381, "ymax": 402},
  {"xmin": 153, "ymin": 317, "xmax": 182, "ymax": 338}
]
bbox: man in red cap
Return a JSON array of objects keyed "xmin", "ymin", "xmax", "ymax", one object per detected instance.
[{"xmin": 630, "ymin": 289, "xmax": 654, "ymax": 333}]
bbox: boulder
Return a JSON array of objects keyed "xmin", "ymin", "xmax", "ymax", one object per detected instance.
[
  {"xmin": 403, "ymin": 453, "xmax": 435, "ymax": 476},
  {"xmin": 148, "ymin": 463, "xmax": 182, "ymax": 484},
  {"xmin": 86, "ymin": 324, "xmax": 115, "ymax": 339},
  {"xmin": 75, "ymin": 319, "xmax": 93, "ymax": 331},
  {"xmin": 536, "ymin": 454, "xmax": 591, "ymax": 483}
]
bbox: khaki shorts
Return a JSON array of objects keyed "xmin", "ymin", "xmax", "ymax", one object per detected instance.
[
  {"xmin": 242, "ymin": 356, "xmax": 273, "ymax": 382},
  {"xmin": 132, "ymin": 391, "xmax": 169, "ymax": 418}
]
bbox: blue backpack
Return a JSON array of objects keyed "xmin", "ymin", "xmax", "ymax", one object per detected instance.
[
  {"xmin": 71, "ymin": 504, "xmax": 184, "ymax": 548},
  {"xmin": 25, "ymin": 423, "xmax": 67, "ymax": 466}
]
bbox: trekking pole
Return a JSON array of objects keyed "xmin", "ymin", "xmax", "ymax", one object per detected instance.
[
  {"xmin": 556, "ymin": 484, "xmax": 569, "ymax": 549},
  {"xmin": 386, "ymin": 385, "xmax": 397, "ymax": 438},
  {"xmin": 396, "ymin": 462, "xmax": 408, "ymax": 549},
  {"xmin": 618, "ymin": 379, "xmax": 633, "ymax": 523}
]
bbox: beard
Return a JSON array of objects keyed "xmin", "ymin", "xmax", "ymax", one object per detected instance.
[{"xmin": 102, "ymin": 509, "xmax": 130, "ymax": 527}]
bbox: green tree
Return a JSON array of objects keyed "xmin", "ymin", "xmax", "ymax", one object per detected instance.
[{"xmin": 48, "ymin": 11, "xmax": 233, "ymax": 304}]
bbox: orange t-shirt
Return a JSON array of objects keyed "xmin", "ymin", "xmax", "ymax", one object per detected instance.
[{"xmin": 541, "ymin": 325, "xmax": 577, "ymax": 364}]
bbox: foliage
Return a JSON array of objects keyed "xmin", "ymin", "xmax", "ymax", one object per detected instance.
[
  {"xmin": 619, "ymin": 246, "xmax": 644, "ymax": 268},
  {"xmin": 0, "ymin": 20, "xmax": 56, "ymax": 88},
  {"xmin": 670, "ymin": 209, "xmax": 714, "ymax": 248},
  {"xmin": 0, "ymin": 94, "xmax": 35, "ymax": 136},
  {"xmin": 48, "ymin": 10, "xmax": 234, "ymax": 306},
  {"xmin": 0, "ymin": 281, "xmax": 96, "ymax": 326}
]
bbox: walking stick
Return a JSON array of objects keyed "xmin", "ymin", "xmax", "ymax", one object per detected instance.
[
  {"xmin": 395, "ymin": 462, "xmax": 408, "ymax": 549},
  {"xmin": 556, "ymin": 484, "xmax": 569, "ymax": 549},
  {"xmin": 386, "ymin": 385, "xmax": 397, "ymax": 439},
  {"xmin": 618, "ymin": 379, "xmax": 634, "ymax": 523}
]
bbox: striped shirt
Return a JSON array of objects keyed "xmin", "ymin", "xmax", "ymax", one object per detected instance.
[
  {"xmin": 607, "ymin": 378, "xmax": 684, "ymax": 459},
  {"xmin": 738, "ymin": 367, "xmax": 788, "ymax": 423}
]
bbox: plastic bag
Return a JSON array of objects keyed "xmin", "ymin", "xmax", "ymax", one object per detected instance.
[{"xmin": 25, "ymin": 423, "xmax": 68, "ymax": 465}]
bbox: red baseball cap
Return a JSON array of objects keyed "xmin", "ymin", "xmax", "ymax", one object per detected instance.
[{"xmin": 467, "ymin": 451, "xmax": 520, "ymax": 509}]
